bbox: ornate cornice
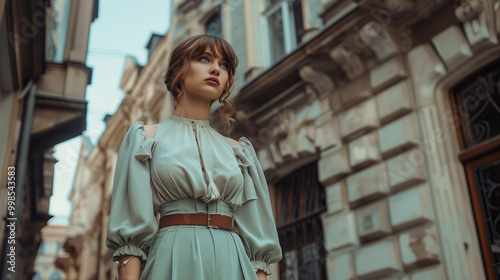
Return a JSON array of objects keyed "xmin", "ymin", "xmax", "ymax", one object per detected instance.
[
  {"xmin": 330, "ymin": 43, "xmax": 366, "ymax": 80},
  {"xmin": 178, "ymin": 0, "xmax": 203, "ymax": 14},
  {"xmin": 455, "ymin": 0, "xmax": 484, "ymax": 22},
  {"xmin": 299, "ymin": 65, "xmax": 336, "ymax": 97},
  {"xmin": 359, "ymin": 21, "xmax": 398, "ymax": 60}
]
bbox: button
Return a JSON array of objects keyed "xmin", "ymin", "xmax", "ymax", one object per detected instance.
[{"xmin": 191, "ymin": 121, "xmax": 194, "ymax": 123}]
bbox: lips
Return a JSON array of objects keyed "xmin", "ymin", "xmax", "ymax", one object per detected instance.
[{"xmin": 205, "ymin": 77, "xmax": 219, "ymax": 85}]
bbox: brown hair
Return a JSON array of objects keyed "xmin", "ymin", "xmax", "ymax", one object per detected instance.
[{"xmin": 164, "ymin": 34, "xmax": 239, "ymax": 135}]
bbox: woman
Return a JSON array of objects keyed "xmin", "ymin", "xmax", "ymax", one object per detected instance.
[{"xmin": 106, "ymin": 34, "xmax": 282, "ymax": 280}]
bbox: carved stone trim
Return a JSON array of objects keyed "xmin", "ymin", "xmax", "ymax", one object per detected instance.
[
  {"xmin": 299, "ymin": 65, "xmax": 336, "ymax": 97},
  {"xmin": 198, "ymin": 3, "xmax": 221, "ymax": 25},
  {"xmin": 431, "ymin": 25, "xmax": 472, "ymax": 71},
  {"xmin": 178, "ymin": 0, "xmax": 203, "ymax": 14},
  {"xmin": 405, "ymin": 43, "xmax": 500, "ymax": 280},
  {"xmin": 407, "ymin": 44, "xmax": 446, "ymax": 107},
  {"xmin": 330, "ymin": 43, "xmax": 366, "ymax": 80},
  {"xmin": 359, "ymin": 21, "xmax": 398, "ymax": 60},
  {"xmin": 455, "ymin": 0, "xmax": 484, "ymax": 22}
]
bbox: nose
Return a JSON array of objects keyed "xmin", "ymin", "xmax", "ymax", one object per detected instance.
[{"xmin": 210, "ymin": 65, "xmax": 220, "ymax": 76}]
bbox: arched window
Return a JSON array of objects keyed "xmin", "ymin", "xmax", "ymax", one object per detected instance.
[
  {"xmin": 451, "ymin": 61, "xmax": 500, "ymax": 148},
  {"xmin": 452, "ymin": 61, "xmax": 500, "ymax": 280}
]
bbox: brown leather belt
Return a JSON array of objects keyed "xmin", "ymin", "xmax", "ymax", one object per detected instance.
[{"xmin": 159, "ymin": 213, "xmax": 241, "ymax": 236}]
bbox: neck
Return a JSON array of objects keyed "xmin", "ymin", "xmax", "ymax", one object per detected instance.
[{"xmin": 173, "ymin": 94, "xmax": 212, "ymax": 120}]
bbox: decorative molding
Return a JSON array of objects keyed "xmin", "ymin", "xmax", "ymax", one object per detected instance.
[
  {"xmin": 299, "ymin": 65, "xmax": 336, "ymax": 97},
  {"xmin": 257, "ymin": 146, "xmax": 276, "ymax": 172},
  {"xmin": 274, "ymin": 109, "xmax": 294, "ymax": 140},
  {"xmin": 330, "ymin": 43, "xmax": 366, "ymax": 80},
  {"xmin": 295, "ymin": 102, "xmax": 320, "ymax": 155},
  {"xmin": 407, "ymin": 44, "xmax": 446, "ymax": 107},
  {"xmin": 320, "ymin": 0, "xmax": 358, "ymax": 26},
  {"xmin": 198, "ymin": 2, "xmax": 221, "ymax": 25},
  {"xmin": 355, "ymin": 0, "xmax": 447, "ymax": 26},
  {"xmin": 457, "ymin": 0, "xmax": 498, "ymax": 46},
  {"xmin": 178, "ymin": 0, "xmax": 203, "ymax": 13},
  {"xmin": 315, "ymin": 111, "xmax": 341, "ymax": 151},
  {"xmin": 431, "ymin": 25, "xmax": 472, "ymax": 71},
  {"xmin": 455, "ymin": 0, "xmax": 484, "ymax": 22},
  {"xmin": 359, "ymin": 21, "xmax": 398, "ymax": 60}
]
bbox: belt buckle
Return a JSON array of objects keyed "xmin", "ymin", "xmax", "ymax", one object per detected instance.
[{"xmin": 207, "ymin": 213, "xmax": 220, "ymax": 229}]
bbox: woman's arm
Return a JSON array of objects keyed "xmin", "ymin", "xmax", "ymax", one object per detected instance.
[
  {"xmin": 117, "ymin": 255, "xmax": 141, "ymax": 280},
  {"xmin": 256, "ymin": 269, "xmax": 267, "ymax": 280},
  {"xmin": 105, "ymin": 122, "xmax": 158, "ymax": 278}
]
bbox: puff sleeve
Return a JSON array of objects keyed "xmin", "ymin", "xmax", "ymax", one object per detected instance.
[
  {"xmin": 105, "ymin": 121, "xmax": 158, "ymax": 266},
  {"xmin": 232, "ymin": 137, "xmax": 283, "ymax": 275}
]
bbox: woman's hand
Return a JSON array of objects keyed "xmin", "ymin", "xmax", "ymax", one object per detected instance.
[{"xmin": 256, "ymin": 269, "xmax": 267, "ymax": 280}]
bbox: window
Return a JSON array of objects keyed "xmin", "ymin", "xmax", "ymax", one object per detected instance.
[
  {"xmin": 451, "ymin": 61, "xmax": 500, "ymax": 149},
  {"xmin": 451, "ymin": 60, "xmax": 500, "ymax": 279},
  {"xmin": 276, "ymin": 162, "xmax": 327, "ymax": 280},
  {"xmin": 264, "ymin": 0, "xmax": 304, "ymax": 65},
  {"xmin": 46, "ymin": 0, "xmax": 72, "ymax": 62},
  {"xmin": 463, "ymin": 151, "xmax": 500, "ymax": 280},
  {"xmin": 205, "ymin": 13, "xmax": 222, "ymax": 37}
]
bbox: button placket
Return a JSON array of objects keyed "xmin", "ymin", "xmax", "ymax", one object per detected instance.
[{"xmin": 191, "ymin": 122, "xmax": 208, "ymax": 181}]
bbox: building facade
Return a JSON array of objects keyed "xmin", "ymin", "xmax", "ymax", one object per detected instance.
[
  {"xmin": 0, "ymin": 0, "xmax": 97, "ymax": 279},
  {"xmin": 33, "ymin": 225, "xmax": 68, "ymax": 280},
  {"xmin": 60, "ymin": 0, "xmax": 500, "ymax": 279},
  {"xmin": 56, "ymin": 135, "xmax": 113, "ymax": 280}
]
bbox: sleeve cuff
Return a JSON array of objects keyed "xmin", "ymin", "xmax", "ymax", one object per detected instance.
[
  {"xmin": 251, "ymin": 260, "xmax": 271, "ymax": 275},
  {"xmin": 112, "ymin": 244, "xmax": 148, "ymax": 264}
]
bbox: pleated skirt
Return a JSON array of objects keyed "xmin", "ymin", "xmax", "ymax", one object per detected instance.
[{"xmin": 140, "ymin": 198, "xmax": 258, "ymax": 280}]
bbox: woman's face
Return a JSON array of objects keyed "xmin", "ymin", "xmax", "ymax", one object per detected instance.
[{"xmin": 181, "ymin": 47, "xmax": 229, "ymax": 101}]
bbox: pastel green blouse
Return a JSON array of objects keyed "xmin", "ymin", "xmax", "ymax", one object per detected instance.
[{"xmin": 105, "ymin": 115, "xmax": 282, "ymax": 276}]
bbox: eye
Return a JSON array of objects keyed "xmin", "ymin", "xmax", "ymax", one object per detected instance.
[{"xmin": 200, "ymin": 56, "xmax": 229, "ymax": 69}]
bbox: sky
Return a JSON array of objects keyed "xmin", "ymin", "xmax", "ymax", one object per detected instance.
[{"xmin": 48, "ymin": 0, "xmax": 172, "ymax": 225}]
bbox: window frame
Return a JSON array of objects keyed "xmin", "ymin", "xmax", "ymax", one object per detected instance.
[{"xmin": 262, "ymin": 0, "xmax": 303, "ymax": 67}]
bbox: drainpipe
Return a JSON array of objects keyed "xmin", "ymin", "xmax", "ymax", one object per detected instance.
[
  {"xmin": 1, "ymin": 80, "xmax": 36, "ymax": 279},
  {"xmin": 95, "ymin": 144, "xmax": 107, "ymax": 279}
]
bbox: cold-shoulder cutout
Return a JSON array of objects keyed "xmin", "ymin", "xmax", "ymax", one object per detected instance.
[
  {"xmin": 224, "ymin": 136, "xmax": 241, "ymax": 147},
  {"xmin": 143, "ymin": 124, "xmax": 159, "ymax": 140},
  {"xmin": 134, "ymin": 122, "xmax": 156, "ymax": 161}
]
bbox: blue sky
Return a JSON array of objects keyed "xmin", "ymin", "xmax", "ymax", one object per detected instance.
[{"xmin": 48, "ymin": 0, "xmax": 171, "ymax": 225}]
